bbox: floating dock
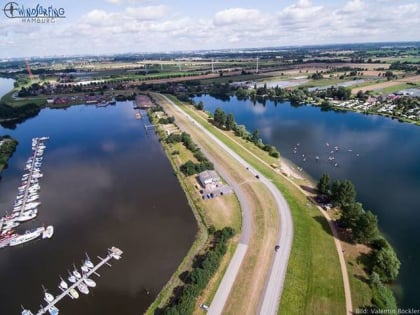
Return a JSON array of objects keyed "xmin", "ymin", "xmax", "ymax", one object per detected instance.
[{"xmin": 21, "ymin": 247, "xmax": 123, "ymax": 315}]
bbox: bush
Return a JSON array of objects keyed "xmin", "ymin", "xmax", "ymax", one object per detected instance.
[
  {"xmin": 160, "ymin": 227, "xmax": 235, "ymax": 314},
  {"xmin": 370, "ymin": 272, "xmax": 397, "ymax": 311}
]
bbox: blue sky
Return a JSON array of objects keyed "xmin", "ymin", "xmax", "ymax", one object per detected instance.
[{"xmin": 0, "ymin": 0, "xmax": 419, "ymax": 58}]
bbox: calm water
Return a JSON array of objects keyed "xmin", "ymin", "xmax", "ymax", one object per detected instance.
[
  {"xmin": 0, "ymin": 79, "xmax": 197, "ymax": 314},
  {"xmin": 0, "ymin": 77, "xmax": 14, "ymax": 98},
  {"xmin": 194, "ymin": 95, "xmax": 420, "ymax": 308}
]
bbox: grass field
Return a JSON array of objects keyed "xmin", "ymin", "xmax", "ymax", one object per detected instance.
[
  {"xmin": 170, "ymin": 96, "xmax": 346, "ymax": 314},
  {"xmin": 0, "ymin": 90, "xmax": 46, "ymax": 107}
]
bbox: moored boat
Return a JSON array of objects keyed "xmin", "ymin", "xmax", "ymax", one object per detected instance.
[
  {"xmin": 42, "ymin": 225, "xmax": 54, "ymax": 239},
  {"xmin": 69, "ymin": 288, "xmax": 79, "ymax": 299},
  {"xmin": 59, "ymin": 277, "xmax": 68, "ymax": 290},
  {"xmin": 9, "ymin": 227, "xmax": 45, "ymax": 247},
  {"xmin": 67, "ymin": 271, "xmax": 76, "ymax": 283},
  {"xmin": 83, "ymin": 277, "xmax": 96, "ymax": 288},
  {"xmin": 73, "ymin": 266, "xmax": 82, "ymax": 279},
  {"xmin": 48, "ymin": 306, "xmax": 59, "ymax": 315},
  {"xmin": 77, "ymin": 282, "xmax": 89, "ymax": 295}
]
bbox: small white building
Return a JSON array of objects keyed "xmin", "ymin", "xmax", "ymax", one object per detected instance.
[{"xmin": 198, "ymin": 170, "xmax": 220, "ymax": 188}]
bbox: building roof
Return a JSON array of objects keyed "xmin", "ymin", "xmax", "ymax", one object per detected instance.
[{"xmin": 199, "ymin": 170, "xmax": 220, "ymax": 185}]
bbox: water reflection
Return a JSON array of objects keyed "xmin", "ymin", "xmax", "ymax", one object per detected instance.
[
  {"xmin": 195, "ymin": 94, "xmax": 420, "ymax": 308},
  {"xmin": 0, "ymin": 103, "xmax": 196, "ymax": 314}
]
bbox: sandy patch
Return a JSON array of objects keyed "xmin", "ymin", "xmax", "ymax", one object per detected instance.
[{"xmin": 280, "ymin": 157, "xmax": 304, "ymax": 180}]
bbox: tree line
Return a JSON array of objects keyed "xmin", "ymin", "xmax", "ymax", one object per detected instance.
[
  {"xmin": 209, "ymin": 107, "xmax": 280, "ymax": 158},
  {"xmin": 157, "ymin": 227, "xmax": 235, "ymax": 315},
  {"xmin": 166, "ymin": 132, "xmax": 214, "ymax": 176},
  {"xmin": 317, "ymin": 173, "xmax": 400, "ymax": 311}
]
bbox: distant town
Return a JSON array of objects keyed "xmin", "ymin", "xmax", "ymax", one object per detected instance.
[{"xmin": 1, "ymin": 42, "xmax": 419, "ymax": 126}]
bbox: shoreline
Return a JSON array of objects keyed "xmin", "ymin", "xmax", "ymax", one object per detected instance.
[{"xmin": 0, "ymin": 136, "xmax": 18, "ymax": 175}]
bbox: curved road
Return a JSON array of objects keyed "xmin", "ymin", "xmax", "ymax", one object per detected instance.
[{"xmin": 158, "ymin": 94, "xmax": 293, "ymax": 315}]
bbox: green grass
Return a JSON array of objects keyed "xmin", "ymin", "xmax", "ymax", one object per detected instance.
[
  {"xmin": 379, "ymin": 82, "xmax": 420, "ymax": 94},
  {"xmin": 297, "ymin": 78, "xmax": 349, "ymax": 88},
  {"xmin": 1, "ymin": 89, "xmax": 46, "ymax": 107},
  {"xmin": 199, "ymin": 73, "xmax": 272, "ymax": 84},
  {"xmin": 170, "ymin": 95, "xmax": 346, "ymax": 314}
]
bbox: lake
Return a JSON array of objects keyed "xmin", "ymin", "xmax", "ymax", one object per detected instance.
[
  {"xmin": 194, "ymin": 94, "xmax": 420, "ymax": 309},
  {"xmin": 0, "ymin": 78, "xmax": 197, "ymax": 314}
]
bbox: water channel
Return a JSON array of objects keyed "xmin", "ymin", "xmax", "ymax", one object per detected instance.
[
  {"xmin": 0, "ymin": 78, "xmax": 197, "ymax": 314},
  {"xmin": 194, "ymin": 94, "xmax": 420, "ymax": 309}
]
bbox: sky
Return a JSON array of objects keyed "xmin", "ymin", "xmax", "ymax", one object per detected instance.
[{"xmin": 0, "ymin": 0, "xmax": 419, "ymax": 58}]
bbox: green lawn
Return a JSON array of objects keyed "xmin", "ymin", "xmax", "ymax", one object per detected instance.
[
  {"xmin": 380, "ymin": 83, "xmax": 420, "ymax": 94},
  {"xmin": 1, "ymin": 90, "xmax": 46, "ymax": 107}
]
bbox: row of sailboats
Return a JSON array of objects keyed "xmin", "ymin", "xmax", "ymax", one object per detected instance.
[
  {"xmin": 21, "ymin": 247, "xmax": 123, "ymax": 315},
  {"xmin": 0, "ymin": 137, "xmax": 54, "ymax": 248}
]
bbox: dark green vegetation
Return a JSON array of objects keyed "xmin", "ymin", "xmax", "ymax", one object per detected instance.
[
  {"xmin": 0, "ymin": 102, "xmax": 41, "ymax": 128},
  {"xmin": 165, "ymin": 132, "xmax": 214, "ymax": 176},
  {"xmin": 317, "ymin": 174, "xmax": 400, "ymax": 310},
  {"xmin": 156, "ymin": 227, "xmax": 235, "ymax": 315},
  {"xmin": 0, "ymin": 135, "xmax": 18, "ymax": 173},
  {"xmin": 211, "ymin": 107, "xmax": 280, "ymax": 158}
]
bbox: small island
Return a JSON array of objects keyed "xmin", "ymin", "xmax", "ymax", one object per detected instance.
[{"xmin": 0, "ymin": 135, "xmax": 18, "ymax": 175}]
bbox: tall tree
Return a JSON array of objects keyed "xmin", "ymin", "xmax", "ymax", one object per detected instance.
[
  {"xmin": 331, "ymin": 179, "xmax": 356, "ymax": 208},
  {"xmin": 372, "ymin": 246, "xmax": 401, "ymax": 282},
  {"xmin": 352, "ymin": 210, "xmax": 379, "ymax": 244},
  {"xmin": 252, "ymin": 129, "xmax": 260, "ymax": 144},
  {"xmin": 225, "ymin": 113, "xmax": 235, "ymax": 131},
  {"xmin": 213, "ymin": 107, "xmax": 226, "ymax": 127},
  {"xmin": 196, "ymin": 101, "xmax": 204, "ymax": 110},
  {"xmin": 317, "ymin": 173, "xmax": 331, "ymax": 195},
  {"xmin": 340, "ymin": 202, "xmax": 363, "ymax": 230}
]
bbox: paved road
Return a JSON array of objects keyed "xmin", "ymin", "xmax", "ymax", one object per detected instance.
[{"xmin": 158, "ymin": 94, "xmax": 293, "ymax": 315}]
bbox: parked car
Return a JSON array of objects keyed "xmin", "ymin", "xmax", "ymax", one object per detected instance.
[{"xmin": 200, "ymin": 303, "xmax": 209, "ymax": 310}]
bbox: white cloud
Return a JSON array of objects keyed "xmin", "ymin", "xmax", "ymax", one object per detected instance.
[
  {"xmin": 342, "ymin": 0, "xmax": 365, "ymax": 12},
  {"xmin": 125, "ymin": 5, "xmax": 169, "ymax": 20},
  {"xmin": 213, "ymin": 8, "xmax": 265, "ymax": 26},
  {"xmin": 1, "ymin": 1, "xmax": 420, "ymax": 58}
]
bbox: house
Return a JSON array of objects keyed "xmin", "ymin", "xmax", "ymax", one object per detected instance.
[{"xmin": 198, "ymin": 170, "xmax": 220, "ymax": 188}]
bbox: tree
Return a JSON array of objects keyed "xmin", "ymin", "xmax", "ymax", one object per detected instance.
[
  {"xmin": 385, "ymin": 71, "xmax": 394, "ymax": 81},
  {"xmin": 234, "ymin": 124, "xmax": 248, "ymax": 138},
  {"xmin": 370, "ymin": 272, "xmax": 397, "ymax": 311},
  {"xmin": 251, "ymin": 129, "xmax": 260, "ymax": 144},
  {"xmin": 340, "ymin": 202, "xmax": 363, "ymax": 230},
  {"xmin": 225, "ymin": 113, "xmax": 235, "ymax": 131},
  {"xmin": 317, "ymin": 173, "xmax": 331, "ymax": 195},
  {"xmin": 372, "ymin": 246, "xmax": 401, "ymax": 282},
  {"xmin": 196, "ymin": 101, "xmax": 204, "ymax": 110},
  {"xmin": 352, "ymin": 210, "xmax": 379, "ymax": 244},
  {"xmin": 213, "ymin": 107, "xmax": 226, "ymax": 127},
  {"xmin": 331, "ymin": 179, "xmax": 356, "ymax": 208}
]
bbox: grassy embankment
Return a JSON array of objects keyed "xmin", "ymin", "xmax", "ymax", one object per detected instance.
[
  {"xmin": 0, "ymin": 89, "xmax": 46, "ymax": 107},
  {"xmin": 153, "ymin": 94, "xmax": 280, "ymax": 314},
  {"xmin": 167, "ymin": 95, "xmax": 347, "ymax": 314},
  {"xmin": 144, "ymin": 109, "xmax": 242, "ymax": 314}
]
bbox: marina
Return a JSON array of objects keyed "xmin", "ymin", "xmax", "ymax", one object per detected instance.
[
  {"xmin": 0, "ymin": 137, "xmax": 54, "ymax": 248},
  {"xmin": 21, "ymin": 247, "xmax": 123, "ymax": 315}
]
